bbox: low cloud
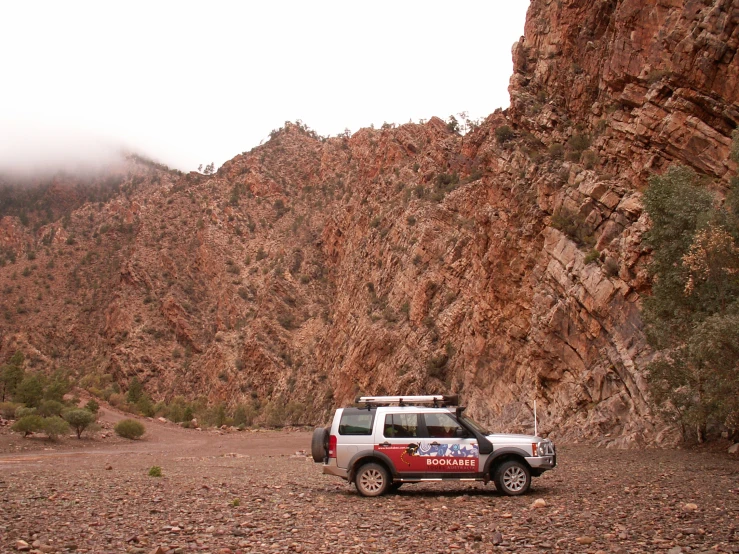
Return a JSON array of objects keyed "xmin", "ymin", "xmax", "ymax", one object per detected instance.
[{"xmin": 0, "ymin": 122, "xmax": 129, "ymax": 178}]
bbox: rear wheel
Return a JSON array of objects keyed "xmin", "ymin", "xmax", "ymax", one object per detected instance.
[
  {"xmin": 355, "ymin": 463, "xmax": 389, "ymax": 497},
  {"xmin": 493, "ymin": 460, "xmax": 531, "ymax": 496},
  {"xmin": 311, "ymin": 427, "xmax": 329, "ymax": 462}
]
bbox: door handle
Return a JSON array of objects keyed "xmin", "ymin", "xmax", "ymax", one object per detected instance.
[
  {"xmin": 379, "ymin": 442, "xmax": 391, "ymax": 447},
  {"xmin": 430, "ymin": 442, "xmax": 440, "ymax": 446}
]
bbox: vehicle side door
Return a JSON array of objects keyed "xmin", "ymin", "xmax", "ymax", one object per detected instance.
[
  {"xmin": 417, "ymin": 412, "xmax": 479, "ymax": 475},
  {"xmin": 374, "ymin": 412, "xmax": 428, "ymax": 475}
]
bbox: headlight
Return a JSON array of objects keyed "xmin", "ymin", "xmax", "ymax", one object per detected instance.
[{"xmin": 537, "ymin": 440, "xmax": 554, "ymax": 456}]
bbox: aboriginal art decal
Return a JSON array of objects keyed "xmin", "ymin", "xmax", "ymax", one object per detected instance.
[{"xmin": 376, "ymin": 442, "xmax": 479, "ymax": 472}]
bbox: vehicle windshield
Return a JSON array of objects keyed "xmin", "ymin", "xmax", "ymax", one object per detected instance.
[{"xmin": 459, "ymin": 414, "xmax": 491, "ymax": 436}]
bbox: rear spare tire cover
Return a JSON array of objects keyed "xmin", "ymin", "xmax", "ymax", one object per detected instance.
[{"xmin": 311, "ymin": 427, "xmax": 329, "ymax": 462}]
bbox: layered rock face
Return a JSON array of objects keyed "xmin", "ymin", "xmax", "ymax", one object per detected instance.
[{"xmin": 0, "ymin": 0, "xmax": 736, "ymax": 444}]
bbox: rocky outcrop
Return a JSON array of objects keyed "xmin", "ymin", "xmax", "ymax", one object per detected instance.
[{"xmin": 0, "ymin": 0, "xmax": 737, "ymax": 444}]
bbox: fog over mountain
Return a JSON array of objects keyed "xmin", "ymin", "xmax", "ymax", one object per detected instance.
[
  {"xmin": 0, "ymin": 1, "xmax": 530, "ymax": 174},
  {"xmin": 0, "ymin": 122, "xmax": 128, "ymax": 178}
]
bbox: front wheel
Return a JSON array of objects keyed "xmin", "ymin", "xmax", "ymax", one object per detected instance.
[
  {"xmin": 493, "ymin": 460, "xmax": 531, "ymax": 496},
  {"xmin": 355, "ymin": 463, "xmax": 389, "ymax": 497}
]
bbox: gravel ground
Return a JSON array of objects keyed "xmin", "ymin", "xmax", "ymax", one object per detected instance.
[{"xmin": 1, "ymin": 414, "xmax": 737, "ymax": 554}]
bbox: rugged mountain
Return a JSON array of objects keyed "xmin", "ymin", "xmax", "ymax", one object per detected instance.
[{"xmin": 1, "ymin": 0, "xmax": 737, "ymax": 444}]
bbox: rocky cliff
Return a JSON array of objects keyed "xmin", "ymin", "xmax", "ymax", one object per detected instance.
[{"xmin": 1, "ymin": 0, "xmax": 737, "ymax": 445}]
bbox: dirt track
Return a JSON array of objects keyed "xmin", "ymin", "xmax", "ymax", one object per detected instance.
[{"xmin": 1, "ymin": 408, "xmax": 738, "ymax": 553}]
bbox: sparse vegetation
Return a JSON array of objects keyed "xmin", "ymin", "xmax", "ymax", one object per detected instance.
[
  {"xmin": 64, "ymin": 409, "xmax": 96, "ymax": 439},
  {"xmin": 584, "ymin": 249, "xmax": 600, "ymax": 265},
  {"xmin": 548, "ymin": 143, "xmax": 565, "ymax": 160},
  {"xmin": 495, "ymin": 125, "xmax": 515, "ymax": 144},
  {"xmin": 148, "ymin": 465, "xmax": 163, "ymax": 477},
  {"xmin": 643, "ymin": 159, "xmax": 739, "ymax": 442},
  {"xmin": 42, "ymin": 416, "xmax": 70, "ymax": 440},
  {"xmin": 114, "ymin": 419, "xmax": 146, "ymax": 440},
  {"xmin": 11, "ymin": 414, "xmax": 45, "ymax": 436},
  {"xmin": 551, "ymin": 207, "xmax": 596, "ymax": 248}
]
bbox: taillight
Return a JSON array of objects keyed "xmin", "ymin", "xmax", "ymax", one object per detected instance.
[{"xmin": 328, "ymin": 435, "xmax": 337, "ymax": 458}]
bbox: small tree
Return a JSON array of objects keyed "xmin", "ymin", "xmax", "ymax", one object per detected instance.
[
  {"xmin": 136, "ymin": 395, "xmax": 154, "ymax": 417},
  {"xmin": 38, "ymin": 400, "xmax": 65, "ymax": 417},
  {"xmin": 64, "ymin": 409, "xmax": 95, "ymax": 439},
  {"xmin": 446, "ymin": 115, "xmax": 459, "ymax": 133},
  {"xmin": 44, "ymin": 372, "xmax": 70, "ymax": 402},
  {"xmin": 495, "ymin": 125, "xmax": 515, "ymax": 144},
  {"xmin": 0, "ymin": 401, "xmax": 19, "ymax": 419},
  {"xmin": 126, "ymin": 376, "xmax": 143, "ymax": 404},
  {"xmin": 85, "ymin": 399, "xmax": 100, "ymax": 415},
  {"xmin": 15, "ymin": 375, "xmax": 44, "ymax": 407},
  {"xmin": 114, "ymin": 419, "xmax": 145, "ymax": 439},
  {"xmin": 11, "ymin": 414, "xmax": 44, "ymax": 436},
  {"xmin": 643, "ymin": 158, "xmax": 739, "ymax": 441},
  {"xmin": 43, "ymin": 416, "xmax": 70, "ymax": 440},
  {"xmin": 0, "ymin": 357, "xmax": 24, "ymax": 402}
]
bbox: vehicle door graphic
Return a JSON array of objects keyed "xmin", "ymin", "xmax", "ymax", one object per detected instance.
[
  {"xmin": 374, "ymin": 412, "xmax": 429, "ymax": 474},
  {"xmin": 417, "ymin": 412, "xmax": 479, "ymax": 473}
]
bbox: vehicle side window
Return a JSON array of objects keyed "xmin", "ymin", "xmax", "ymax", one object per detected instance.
[
  {"xmin": 338, "ymin": 412, "xmax": 374, "ymax": 435},
  {"xmin": 383, "ymin": 413, "xmax": 419, "ymax": 438},
  {"xmin": 424, "ymin": 412, "xmax": 464, "ymax": 438}
]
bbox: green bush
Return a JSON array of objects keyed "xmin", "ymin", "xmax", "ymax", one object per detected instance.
[
  {"xmin": 114, "ymin": 419, "xmax": 145, "ymax": 439},
  {"xmin": 567, "ymin": 133, "xmax": 591, "ymax": 154},
  {"xmin": 148, "ymin": 466, "xmax": 162, "ymax": 477},
  {"xmin": 136, "ymin": 395, "xmax": 154, "ymax": 417},
  {"xmin": 584, "ymin": 249, "xmax": 600, "ymax": 265},
  {"xmin": 85, "ymin": 399, "xmax": 100, "ymax": 414},
  {"xmin": 582, "ymin": 150, "xmax": 599, "ymax": 169},
  {"xmin": 0, "ymin": 401, "xmax": 20, "ymax": 419},
  {"xmin": 551, "ymin": 208, "xmax": 596, "ymax": 248},
  {"xmin": 38, "ymin": 400, "xmax": 65, "ymax": 417},
  {"xmin": 264, "ymin": 401, "xmax": 287, "ymax": 428},
  {"xmin": 43, "ymin": 372, "xmax": 70, "ymax": 402},
  {"xmin": 0, "ymin": 356, "xmax": 25, "ymax": 402},
  {"xmin": 11, "ymin": 414, "xmax": 44, "ymax": 436},
  {"xmin": 15, "ymin": 406, "xmax": 36, "ymax": 419},
  {"xmin": 63, "ymin": 409, "xmax": 95, "ymax": 439},
  {"xmin": 643, "ymin": 163, "xmax": 739, "ymax": 441},
  {"xmin": 43, "ymin": 416, "xmax": 70, "ymax": 440},
  {"xmin": 233, "ymin": 403, "xmax": 258, "ymax": 427},
  {"xmin": 126, "ymin": 376, "xmax": 143, "ymax": 403},
  {"xmin": 495, "ymin": 125, "xmax": 515, "ymax": 144},
  {"xmin": 548, "ymin": 143, "xmax": 564, "ymax": 160},
  {"xmin": 14, "ymin": 375, "xmax": 44, "ymax": 407}
]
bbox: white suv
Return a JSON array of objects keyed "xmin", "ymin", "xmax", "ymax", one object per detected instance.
[{"xmin": 312, "ymin": 395, "xmax": 556, "ymax": 497}]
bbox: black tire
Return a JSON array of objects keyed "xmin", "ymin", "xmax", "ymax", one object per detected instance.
[
  {"xmin": 311, "ymin": 427, "xmax": 329, "ymax": 462},
  {"xmin": 355, "ymin": 463, "xmax": 390, "ymax": 497},
  {"xmin": 493, "ymin": 460, "xmax": 531, "ymax": 496}
]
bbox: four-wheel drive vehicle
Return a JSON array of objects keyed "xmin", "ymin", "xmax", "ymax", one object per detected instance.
[{"xmin": 312, "ymin": 395, "xmax": 556, "ymax": 497}]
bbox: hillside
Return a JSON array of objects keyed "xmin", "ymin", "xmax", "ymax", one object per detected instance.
[{"xmin": 1, "ymin": 0, "xmax": 737, "ymax": 445}]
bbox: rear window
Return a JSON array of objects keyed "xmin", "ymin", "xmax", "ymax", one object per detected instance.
[{"xmin": 338, "ymin": 411, "xmax": 375, "ymax": 435}]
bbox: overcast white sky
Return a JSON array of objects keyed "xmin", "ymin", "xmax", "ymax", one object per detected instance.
[{"xmin": 1, "ymin": 1, "xmax": 530, "ymax": 174}]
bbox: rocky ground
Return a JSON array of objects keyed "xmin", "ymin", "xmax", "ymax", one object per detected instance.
[{"xmin": 1, "ymin": 410, "xmax": 737, "ymax": 554}]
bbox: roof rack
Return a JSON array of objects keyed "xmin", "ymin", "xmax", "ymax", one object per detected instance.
[{"xmin": 355, "ymin": 395, "xmax": 458, "ymax": 407}]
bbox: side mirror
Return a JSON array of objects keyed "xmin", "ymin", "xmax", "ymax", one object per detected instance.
[{"xmin": 454, "ymin": 427, "xmax": 469, "ymax": 438}]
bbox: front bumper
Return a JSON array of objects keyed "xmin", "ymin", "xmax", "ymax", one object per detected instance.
[{"xmin": 525, "ymin": 455, "xmax": 557, "ymax": 470}]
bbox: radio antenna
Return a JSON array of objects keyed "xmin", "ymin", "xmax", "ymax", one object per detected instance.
[{"xmin": 534, "ymin": 399, "xmax": 538, "ymax": 437}]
